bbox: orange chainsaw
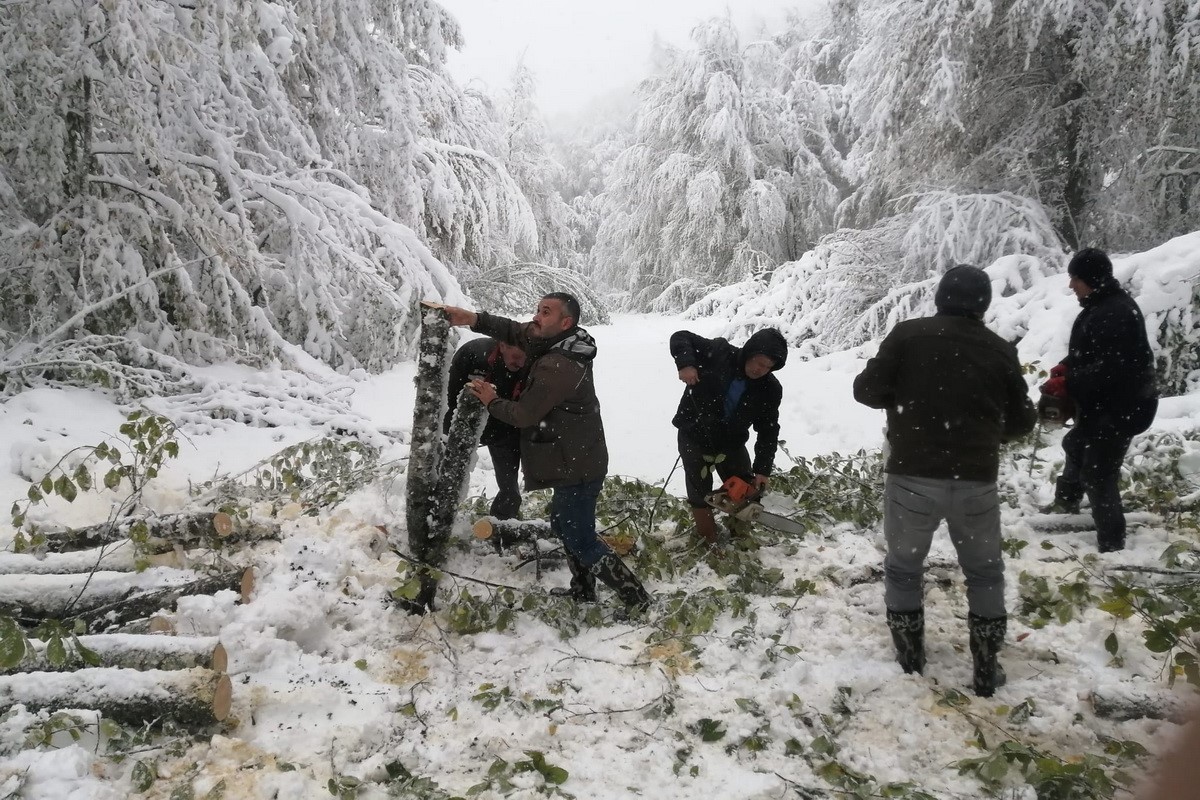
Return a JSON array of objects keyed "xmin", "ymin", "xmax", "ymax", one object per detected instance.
[{"xmin": 704, "ymin": 476, "xmax": 807, "ymax": 536}]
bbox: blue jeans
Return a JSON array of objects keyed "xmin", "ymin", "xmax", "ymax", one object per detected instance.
[{"xmin": 550, "ymin": 479, "xmax": 611, "ymax": 568}]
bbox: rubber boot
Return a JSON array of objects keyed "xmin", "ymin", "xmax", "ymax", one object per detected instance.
[
  {"xmin": 968, "ymin": 613, "xmax": 1008, "ymax": 697},
  {"xmin": 549, "ymin": 553, "xmax": 597, "ymax": 602},
  {"xmin": 885, "ymin": 608, "xmax": 925, "ymax": 675},
  {"xmin": 691, "ymin": 507, "xmax": 719, "ymax": 547},
  {"xmin": 590, "ymin": 554, "xmax": 651, "ymax": 616}
]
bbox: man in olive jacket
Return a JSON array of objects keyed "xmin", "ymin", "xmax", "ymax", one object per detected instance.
[
  {"xmin": 442, "ymin": 294, "xmax": 650, "ymax": 615},
  {"xmin": 854, "ymin": 265, "xmax": 1036, "ymax": 697},
  {"xmin": 670, "ymin": 328, "xmax": 788, "ymax": 546},
  {"xmin": 1040, "ymin": 248, "xmax": 1158, "ymax": 552}
]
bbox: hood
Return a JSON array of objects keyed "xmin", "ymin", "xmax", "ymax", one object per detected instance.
[
  {"xmin": 740, "ymin": 328, "xmax": 788, "ymax": 372},
  {"xmin": 531, "ymin": 327, "xmax": 597, "ymax": 363}
]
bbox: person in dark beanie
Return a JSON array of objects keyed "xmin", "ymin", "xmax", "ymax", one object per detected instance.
[
  {"xmin": 444, "ymin": 337, "xmax": 527, "ymax": 520},
  {"xmin": 854, "ymin": 265, "xmax": 1036, "ymax": 697},
  {"xmin": 669, "ymin": 327, "xmax": 788, "ymax": 547},
  {"xmin": 439, "ymin": 295, "xmax": 652, "ymax": 617},
  {"xmin": 1039, "ymin": 248, "xmax": 1158, "ymax": 552}
]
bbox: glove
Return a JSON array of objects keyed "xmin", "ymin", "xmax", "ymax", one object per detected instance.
[
  {"xmin": 1040, "ymin": 376, "xmax": 1068, "ymax": 398},
  {"xmin": 1049, "ymin": 363, "xmax": 1067, "ymax": 379}
]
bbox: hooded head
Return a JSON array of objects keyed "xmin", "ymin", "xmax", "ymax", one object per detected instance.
[
  {"xmin": 740, "ymin": 328, "xmax": 788, "ymax": 379},
  {"xmin": 934, "ymin": 265, "xmax": 992, "ymax": 319},
  {"xmin": 1067, "ymin": 248, "xmax": 1113, "ymax": 290}
]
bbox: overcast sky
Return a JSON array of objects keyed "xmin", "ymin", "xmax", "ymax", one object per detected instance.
[{"xmin": 440, "ymin": 0, "xmax": 821, "ymax": 122}]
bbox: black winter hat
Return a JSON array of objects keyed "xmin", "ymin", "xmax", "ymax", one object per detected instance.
[
  {"xmin": 742, "ymin": 328, "xmax": 788, "ymax": 371},
  {"xmin": 934, "ymin": 265, "xmax": 992, "ymax": 316},
  {"xmin": 1067, "ymin": 248, "xmax": 1113, "ymax": 289}
]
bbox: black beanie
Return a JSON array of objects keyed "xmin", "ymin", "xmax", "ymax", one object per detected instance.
[
  {"xmin": 1067, "ymin": 248, "xmax": 1113, "ymax": 289},
  {"xmin": 934, "ymin": 265, "xmax": 992, "ymax": 317}
]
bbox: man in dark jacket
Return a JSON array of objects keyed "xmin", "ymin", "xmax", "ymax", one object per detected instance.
[
  {"xmin": 1040, "ymin": 248, "xmax": 1158, "ymax": 553},
  {"xmin": 670, "ymin": 328, "xmax": 788, "ymax": 546},
  {"xmin": 853, "ymin": 265, "xmax": 1037, "ymax": 697},
  {"xmin": 441, "ymin": 294, "xmax": 651, "ymax": 615},
  {"xmin": 444, "ymin": 337, "xmax": 527, "ymax": 520}
]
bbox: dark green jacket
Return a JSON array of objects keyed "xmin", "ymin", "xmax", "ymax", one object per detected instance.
[
  {"xmin": 472, "ymin": 312, "xmax": 608, "ymax": 490},
  {"xmin": 853, "ymin": 313, "xmax": 1036, "ymax": 481}
]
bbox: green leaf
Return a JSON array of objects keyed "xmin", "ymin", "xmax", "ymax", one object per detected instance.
[
  {"xmin": 26, "ymin": 484, "xmax": 42, "ymax": 502},
  {"xmin": 77, "ymin": 640, "xmax": 102, "ymax": 666},
  {"xmin": 0, "ymin": 617, "xmax": 28, "ymax": 668},
  {"xmin": 54, "ymin": 475, "xmax": 77, "ymax": 503},
  {"xmin": 104, "ymin": 469, "xmax": 122, "ymax": 490},
  {"xmin": 695, "ymin": 718, "xmax": 726, "ymax": 742},
  {"xmin": 132, "ymin": 760, "xmax": 157, "ymax": 792},
  {"xmin": 354, "ymin": 659, "xmax": 367, "ymax": 670},
  {"xmin": 41, "ymin": 475, "xmax": 53, "ymax": 493},
  {"xmin": 1104, "ymin": 632, "xmax": 1119, "ymax": 656},
  {"xmin": 164, "ymin": 442, "xmax": 179, "ymax": 458},
  {"xmin": 46, "ymin": 635, "xmax": 67, "ymax": 666},
  {"xmin": 73, "ymin": 464, "xmax": 93, "ymax": 492}
]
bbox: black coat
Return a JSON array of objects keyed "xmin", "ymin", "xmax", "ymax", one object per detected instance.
[
  {"xmin": 670, "ymin": 329, "xmax": 787, "ymax": 477},
  {"xmin": 1063, "ymin": 281, "xmax": 1158, "ymax": 434},
  {"xmin": 853, "ymin": 313, "xmax": 1037, "ymax": 482},
  {"xmin": 444, "ymin": 337, "xmax": 524, "ymax": 446}
]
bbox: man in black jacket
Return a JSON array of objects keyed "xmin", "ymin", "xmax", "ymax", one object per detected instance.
[
  {"xmin": 854, "ymin": 265, "xmax": 1037, "ymax": 697},
  {"xmin": 1040, "ymin": 248, "xmax": 1158, "ymax": 553},
  {"xmin": 670, "ymin": 328, "xmax": 788, "ymax": 546},
  {"xmin": 444, "ymin": 337, "xmax": 527, "ymax": 520}
]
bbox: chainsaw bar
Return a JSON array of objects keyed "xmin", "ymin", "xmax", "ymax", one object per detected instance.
[{"xmin": 705, "ymin": 490, "xmax": 807, "ymax": 537}]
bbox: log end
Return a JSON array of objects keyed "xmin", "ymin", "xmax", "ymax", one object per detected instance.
[
  {"xmin": 239, "ymin": 568, "xmax": 255, "ymax": 603},
  {"xmin": 472, "ymin": 519, "xmax": 494, "ymax": 540},
  {"xmin": 149, "ymin": 616, "xmax": 175, "ymax": 634},
  {"xmin": 213, "ymin": 674, "xmax": 232, "ymax": 721},
  {"xmin": 213, "ymin": 512, "xmax": 235, "ymax": 537},
  {"xmin": 211, "ymin": 642, "xmax": 228, "ymax": 673}
]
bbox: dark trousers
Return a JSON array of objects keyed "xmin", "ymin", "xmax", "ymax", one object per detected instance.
[
  {"xmin": 1055, "ymin": 419, "xmax": 1133, "ymax": 549},
  {"xmin": 677, "ymin": 431, "xmax": 753, "ymax": 508},
  {"xmin": 486, "ymin": 439, "xmax": 522, "ymax": 520},
  {"xmin": 549, "ymin": 479, "xmax": 612, "ymax": 568}
]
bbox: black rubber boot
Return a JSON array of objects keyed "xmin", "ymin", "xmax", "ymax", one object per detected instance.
[
  {"xmin": 968, "ymin": 613, "xmax": 1007, "ymax": 697},
  {"xmin": 886, "ymin": 608, "xmax": 925, "ymax": 675},
  {"xmin": 590, "ymin": 554, "xmax": 651, "ymax": 616},
  {"xmin": 549, "ymin": 554, "xmax": 597, "ymax": 602}
]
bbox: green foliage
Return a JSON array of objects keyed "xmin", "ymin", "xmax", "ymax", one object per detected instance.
[
  {"xmin": 0, "ymin": 615, "xmax": 30, "ymax": 669},
  {"xmin": 1120, "ymin": 430, "xmax": 1200, "ymax": 524},
  {"xmin": 699, "ymin": 453, "xmax": 726, "ymax": 479},
  {"xmin": 770, "ymin": 446, "xmax": 884, "ymax": 532},
  {"xmin": 1017, "ymin": 571, "xmax": 1097, "ymax": 628},
  {"xmin": 9, "ymin": 411, "xmax": 180, "ymax": 553},
  {"xmin": 466, "ymin": 753, "xmax": 573, "ymax": 797},
  {"xmin": 1098, "ymin": 571, "xmax": 1200, "ymax": 688}
]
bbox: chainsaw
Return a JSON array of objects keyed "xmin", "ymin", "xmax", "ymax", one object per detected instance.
[{"xmin": 704, "ymin": 476, "xmax": 807, "ymax": 537}]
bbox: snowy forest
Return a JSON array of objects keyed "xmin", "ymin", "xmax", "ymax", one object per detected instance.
[{"xmin": 2, "ymin": 0, "xmax": 1200, "ymax": 798}]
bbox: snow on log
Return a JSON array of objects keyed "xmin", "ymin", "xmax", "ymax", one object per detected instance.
[
  {"xmin": 37, "ymin": 511, "xmax": 279, "ymax": 553},
  {"xmin": 472, "ymin": 517, "xmax": 553, "ymax": 546},
  {"xmin": 404, "ymin": 303, "xmax": 451, "ymax": 558},
  {"xmin": 0, "ymin": 544, "xmax": 183, "ymax": 575},
  {"xmin": 2, "ymin": 635, "xmax": 226, "ymax": 674},
  {"xmin": 1090, "ymin": 685, "xmax": 1192, "ymax": 723},
  {"xmin": 0, "ymin": 667, "xmax": 232, "ymax": 727},
  {"xmin": 0, "ymin": 568, "xmax": 249, "ymax": 632}
]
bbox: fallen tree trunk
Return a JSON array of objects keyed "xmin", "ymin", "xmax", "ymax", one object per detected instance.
[
  {"xmin": 38, "ymin": 511, "xmax": 279, "ymax": 553},
  {"xmin": 0, "ymin": 568, "xmax": 249, "ymax": 633},
  {"xmin": 0, "ymin": 667, "xmax": 232, "ymax": 728},
  {"xmin": 0, "ymin": 544, "xmax": 183, "ymax": 575},
  {"xmin": 2, "ymin": 635, "xmax": 227, "ymax": 675},
  {"xmin": 1090, "ymin": 686, "xmax": 1191, "ymax": 723}
]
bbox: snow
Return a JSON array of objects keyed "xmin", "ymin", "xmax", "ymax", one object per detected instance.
[{"xmin": 1, "ymin": 241, "xmax": 1199, "ymax": 797}]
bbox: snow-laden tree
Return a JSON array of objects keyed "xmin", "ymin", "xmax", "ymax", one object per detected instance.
[
  {"xmin": 590, "ymin": 16, "xmax": 841, "ymax": 311},
  {"xmin": 0, "ymin": 0, "xmax": 535, "ymax": 396},
  {"xmin": 840, "ymin": 0, "xmax": 1200, "ymax": 250}
]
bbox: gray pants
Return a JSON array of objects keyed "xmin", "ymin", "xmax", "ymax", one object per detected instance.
[{"xmin": 883, "ymin": 474, "xmax": 1005, "ymax": 618}]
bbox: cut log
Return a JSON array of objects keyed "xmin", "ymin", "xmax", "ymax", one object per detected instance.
[
  {"xmin": 472, "ymin": 517, "xmax": 553, "ymax": 548},
  {"xmin": 1024, "ymin": 511, "xmax": 1162, "ymax": 533},
  {"xmin": 0, "ymin": 667, "xmax": 232, "ymax": 728},
  {"xmin": 37, "ymin": 511, "xmax": 278, "ymax": 553},
  {"xmin": 2, "ymin": 635, "xmax": 226, "ymax": 674},
  {"xmin": 1090, "ymin": 686, "xmax": 1191, "ymax": 723},
  {"xmin": 403, "ymin": 304, "xmax": 451, "ymax": 562},
  {"xmin": 0, "ymin": 568, "xmax": 249, "ymax": 633}
]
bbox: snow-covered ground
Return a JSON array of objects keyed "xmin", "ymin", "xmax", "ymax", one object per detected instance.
[{"xmin": 2, "ymin": 242, "xmax": 1200, "ymax": 798}]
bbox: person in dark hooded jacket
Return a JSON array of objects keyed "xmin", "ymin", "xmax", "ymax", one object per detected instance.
[
  {"xmin": 1039, "ymin": 248, "xmax": 1158, "ymax": 553},
  {"xmin": 669, "ymin": 327, "xmax": 788, "ymax": 546},
  {"xmin": 853, "ymin": 265, "xmax": 1036, "ymax": 698},
  {"xmin": 440, "ymin": 294, "xmax": 651, "ymax": 617}
]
